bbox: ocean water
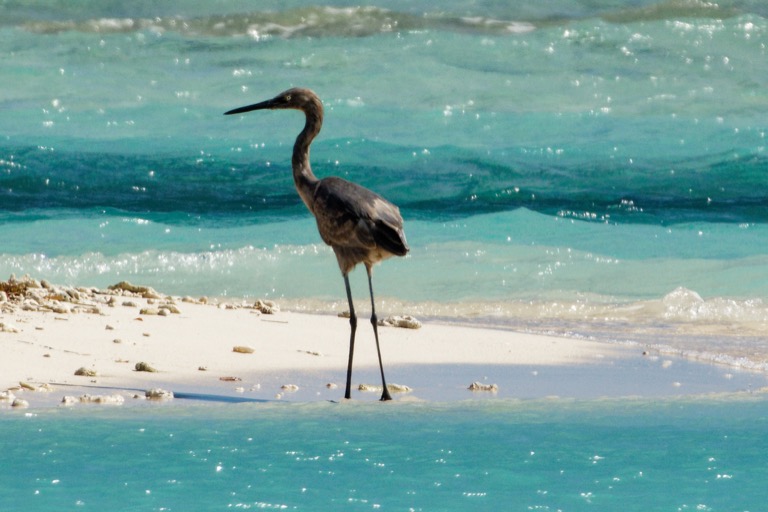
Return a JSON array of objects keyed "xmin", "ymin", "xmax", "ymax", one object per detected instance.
[{"xmin": 2, "ymin": 399, "xmax": 768, "ymax": 511}]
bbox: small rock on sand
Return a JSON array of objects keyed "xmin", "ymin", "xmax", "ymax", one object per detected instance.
[
  {"xmin": 254, "ymin": 299, "xmax": 279, "ymax": 314},
  {"xmin": 145, "ymin": 388, "xmax": 174, "ymax": 400},
  {"xmin": 160, "ymin": 304, "xmax": 181, "ymax": 314},
  {"xmin": 281, "ymin": 384, "xmax": 299, "ymax": 392},
  {"xmin": 62, "ymin": 394, "xmax": 125, "ymax": 405},
  {"xmin": 16, "ymin": 382, "xmax": 54, "ymax": 393},
  {"xmin": 11, "ymin": 398, "xmax": 29, "ymax": 408},
  {"xmin": 108, "ymin": 281, "xmax": 162, "ymax": 299},
  {"xmin": 232, "ymin": 345, "xmax": 255, "ymax": 354},
  {"xmin": 0, "ymin": 322, "xmax": 20, "ymax": 333},
  {"xmin": 358, "ymin": 383, "xmax": 412, "ymax": 394},
  {"xmin": 379, "ymin": 315, "xmax": 422, "ymax": 329},
  {"xmin": 135, "ymin": 361, "xmax": 158, "ymax": 372},
  {"xmin": 75, "ymin": 367, "xmax": 98, "ymax": 377},
  {"xmin": 468, "ymin": 381, "xmax": 498, "ymax": 392}
]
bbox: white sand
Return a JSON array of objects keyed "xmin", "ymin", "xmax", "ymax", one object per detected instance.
[{"xmin": 2, "ymin": 286, "xmax": 765, "ymax": 408}]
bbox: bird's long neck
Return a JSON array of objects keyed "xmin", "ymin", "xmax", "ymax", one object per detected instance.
[{"xmin": 292, "ymin": 98, "xmax": 323, "ymax": 212}]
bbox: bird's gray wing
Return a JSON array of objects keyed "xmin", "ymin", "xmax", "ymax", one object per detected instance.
[{"xmin": 312, "ymin": 177, "xmax": 407, "ymax": 255}]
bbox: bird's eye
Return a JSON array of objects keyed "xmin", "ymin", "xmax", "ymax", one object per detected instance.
[{"xmin": 284, "ymin": 95, "xmax": 291, "ymax": 102}]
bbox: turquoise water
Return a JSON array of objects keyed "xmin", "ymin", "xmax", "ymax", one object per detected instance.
[{"xmin": 2, "ymin": 399, "xmax": 768, "ymax": 511}]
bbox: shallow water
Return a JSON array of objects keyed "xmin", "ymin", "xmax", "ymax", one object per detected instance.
[
  {"xmin": 2, "ymin": 398, "xmax": 768, "ymax": 511},
  {"xmin": 2, "ymin": 1, "xmax": 768, "ymax": 368}
]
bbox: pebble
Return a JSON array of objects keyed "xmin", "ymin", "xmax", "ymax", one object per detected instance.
[
  {"xmin": 107, "ymin": 281, "xmax": 162, "ymax": 299},
  {"xmin": 135, "ymin": 362, "xmax": 158, "ymax": 372},
  {"xmin": 232, "ymin": 345, "xmax": 255, "ymax": 354},
  {"xmin": 160, "ymin": 304, "xmax": 181, "ymax": 314},
  {"xmin": 387, "ymin": 383, "xmax": 413, "ymax": 393},
  {"xmin": 145, "ymin": 388, "xmax": 173, "ymax": 400},
  {"xmin": 75, "ymin": 367, "xmax": 98, "ymax": 377},
  {"xmin": 18, "ymin": 381, "xmax": 36, "ymax": 391},
  {"xmin": 379, "ymin": 315, "xmax": 422, "ymax": 329},
  {"xmin": 11, "ymin": 398, "xmax": 29, "ymax": 408},
  {"xmin": 358, "ymin": 383, "xmax": 412, "ymax": 393},
  {"xmin": 254, "ymin": 299, "xmax": 279, "ymax": 314},
  {"xmin": 0, "ymin": 322, "xmax": 20, "ymax": 333},
  {"xmin": 62, "ymin": 394, "xmax": 125, "ymax": 405},
  {"xmin": 468, "ymin": 381, "xmax": 498, "ymax": 392},
  {"xmin": 281, "ymin": 384, "xmax": 299, "ymax": 392}
]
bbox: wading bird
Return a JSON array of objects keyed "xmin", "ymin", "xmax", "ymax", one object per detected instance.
[{"xmin": 225, "ymin": 88, "xmax": 409, "ymax": 401}]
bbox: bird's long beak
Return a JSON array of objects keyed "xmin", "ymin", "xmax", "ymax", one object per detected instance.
[{"xmin": 224, "ymin": 98, "xmax": 276, "ymax": 116}]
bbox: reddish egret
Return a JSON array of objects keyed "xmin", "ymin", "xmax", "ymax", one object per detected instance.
[{"xmin": 225, "ymin": 88, "xmax": 409, "ymax": 401}]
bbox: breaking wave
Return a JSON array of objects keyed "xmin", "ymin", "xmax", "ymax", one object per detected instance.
[
  {"xmin": 20, "ymin": 6, "xmax": 535, "ymax": 39},
  {"xmin": 16, "ymin": 0, "xmax": 760, "ymax": 40}
]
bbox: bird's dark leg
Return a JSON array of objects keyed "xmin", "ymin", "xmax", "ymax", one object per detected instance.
[
  {"xmin": 343, "ymin": 273, "xmax": 356, "ymax": 400},
  {"xmin": 366, "ymin": 265, "xmax": 392, "ymax": 401}
]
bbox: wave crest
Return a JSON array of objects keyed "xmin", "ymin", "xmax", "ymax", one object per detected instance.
[
  {"xmin": 20, "ymin": 7, "xmax": 534, "ymax": 39},
  {"xmin": 661, "ymin": 286, "xmax": 768, "ymax": 323},
  {"xmin": 602, "ymin": 0, "xmax": 737, "ymax": 23}
]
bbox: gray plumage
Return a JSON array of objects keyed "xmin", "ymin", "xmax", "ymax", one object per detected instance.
[{"xmin": 225, "ymin": 88, "xmax": 408, "ymax": 401}]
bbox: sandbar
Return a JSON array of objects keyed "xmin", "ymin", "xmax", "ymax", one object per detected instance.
[{"xmin": 1, "ymin": 278, "xmax": 766, "ymax": 409}]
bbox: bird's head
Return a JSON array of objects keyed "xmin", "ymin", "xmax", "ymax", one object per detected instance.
[{"xmin": 224, "ymin": 87, "xmax": 320, "ymax": 116}]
